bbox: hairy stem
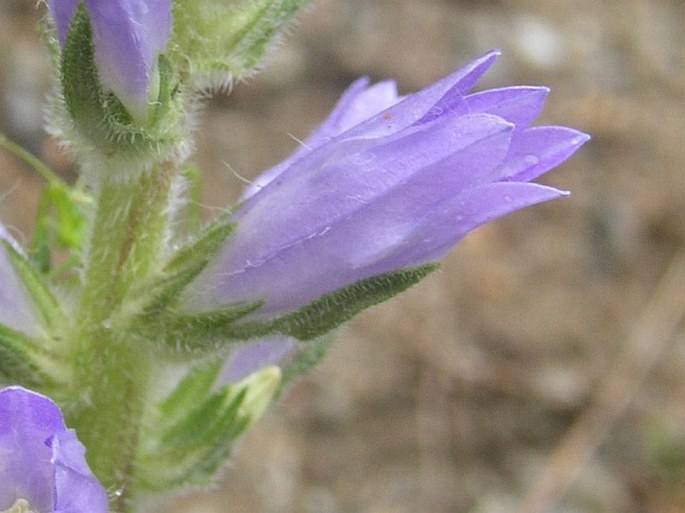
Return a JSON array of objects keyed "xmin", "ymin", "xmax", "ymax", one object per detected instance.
[{"xmin": 69, "ymin": 163, "xmax": 176, "ymax": 509}]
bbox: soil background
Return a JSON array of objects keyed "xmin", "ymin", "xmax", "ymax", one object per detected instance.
[{"xmin": 2, "ymin": 1, "xmax": 685, "ymax": 512}]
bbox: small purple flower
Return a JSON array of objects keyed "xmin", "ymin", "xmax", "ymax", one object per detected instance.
[
  {"xmin": 47, "ymin": 0, "xmax": 172, "ymax": 119},
  {"xmin": 0, "ymin": 387, "xmax": 108, "ymax": 513},
  {"xmin": 0, "ymin": 225, "xmax": 44, "ymax": 338},
  {"xmin": 184, "ymin": 51, "xmax": 589, "ymax": 320}
]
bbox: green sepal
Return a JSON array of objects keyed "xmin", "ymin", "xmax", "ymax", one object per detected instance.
[
  {"xmin": 270, "ymin": 264, "xmax": 438, "ymax": 340},
  {"xmin": 126, "ymin": 219, "xmax": 264, "ymax": 354},
  {"xmin": 0, "ymin": 324, "xmax": 71, "ymax": 389},
  {"xmin": 2, "ymin": 241, "xmax": 66, "ymax": 331},
  {"xmin": 60, "ymin": 6, "xmax": 100, "ymax": 130},
  {"xmin": 0, "ymin": 324, "xmax": 50, "ymax": 386},
  {"xmin": 145, "ymin": 264, "xmax": 437, "ymax": 354},
  {"xmin": 171, "ymin": 0, "xmax": 310, "ymax": 89},
  {"xmin": 128, "ymin": 219, "xmax": 235, "ymax": 321},
  {"xmin": 223, "ymin": 264, "xmax": 439, "ymax": 341},
  {"xmin": 281, "ymin": 332, "xmax": 335, "ymax": 387},
  {"xmin": 164, "ymin": 218, "xmax": 234, "ymax": 279},
  {"xmin": 31, "ymin": 182, "xmax": 91, "ymax": 274},
  {"xmin": 154, "ymin": 302, "xmax": 263, "ymax": 353},
  {"xmin": 158, "ymin": 359, "xmax": 223, "ymax": 421},
  {"xmin": 59, "ymin": 5, "xmax": 184, "ymax": 165},
  {"xmin": 136, "ymin": 365, "xmax": 280, "ymax": 490}
]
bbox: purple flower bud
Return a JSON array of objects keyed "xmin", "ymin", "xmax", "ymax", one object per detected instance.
[
  {"xmin": 0, "ymin": 225, "xmax": 44, "ymax": 338},
  {"xmin": 0, "ymin": 387, "xmax": 108, "ymax": 513},
  {"xmin": 47, "ymin": 0, "xmax": 172, "ymax": 120},
  {"xmin": 222, "ymin": 336, "xmax": 297, "ymax": 383},
  {"xmin": 184, "ymin": 51, "xmax": 589, "ymax": 320}
]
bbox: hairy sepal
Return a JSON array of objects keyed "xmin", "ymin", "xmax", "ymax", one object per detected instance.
[
  {"xmin": 219, "ymin": 264, "xmax": 439, "ymax": 341},
  {"xmin": 31, "ymin": 182, "xmax": 91, "ymax": 275},
  {"xmin": 171, "ymin": 0, "xmax": 311, "ymax": 90},
  {"xmin": 281, "ymin": 332, "xmax": 335, "ymax": 388},
  {"xmin": 3, "ymin": 241, "xmax": 66, "ymax": 332},
  {"xmin": 0, "ymin": 245, "xmax": 70, "ymax": 387},
  {"xmin": 136, "ymin": 364, "xmax": 280, "ymax": 490},
  {"xmin": 153, "ymin": 303, "xmax": 264, "ymax": 353},
  {"xmin": 0, "ymin": 325, "xmax": 54, "ymax": 386},
  {"xmin": 126, "ymin": 219, "xmax": 265, "ymax": 354},
  {"xmin": 129, "ymin": 219, "xmax": 236, "ymax": 321},
  {"xmin": 143, "ymin": 264, "xmax": 436, "ymax": 354}
]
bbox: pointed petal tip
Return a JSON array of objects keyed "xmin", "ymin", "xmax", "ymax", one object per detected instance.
[
  {"xmin": 470, "ymin": 49, "xmax": 501, "ymax": 71},
  {"xmin": 547, "ymin": 124, "xmax": 591, "ymax": 149},
  {"xmin": 574, "ymin": 130, "xmax": 592, "ymax": 145},
  {"xmin": 557, "ymin": 127, "xmax": 592, "ymax": 154}
]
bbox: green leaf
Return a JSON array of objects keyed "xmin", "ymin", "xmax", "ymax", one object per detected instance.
[
  {"xmin": 2, "ymin": 241, "xmax": 66, "ymax": 331},
  {"xmin": 0, "ymin": 325, "xmax": 48, "ymax": 385},
  {"xmin": 31, "ymin": 192, "xmax": 53, "ymax": 274},
  {"xmin": 30, "ymin": 183, "xmax": 91, "ymax": 274},
  {"xmin": 0, "ymin": 322, "xmax": 72, "ymax": 388},
  {"xmin": 137, "ymin": 390, "xmax": 246, "ymax": 489},
  {"xmin": 51, "ymin": 183, "xmax": 90, "ymax": 250},
  {"xmin": 164, "ymin": 218, "xmax": 234, "ymax": 278},
  {"xmin": 0, "ymin": 133, "xmax": 91, "ymax": 273},
  {"xmin": 158, "ymin": 359, "xmax": 223, "ymax": 418},
  {"xmin": 137, "ymin": 366, "xmax": 280, "ymax": 490},
  {"xmin": 126, "ymin": 219, "xmax": 267, "ymax": 354},
  {"xmin": 160, "ymin": 388, "xmax": 245, "ymax": 450},
  {"xmin": 127, "ymin": 219, "xmax": 235, "ymax": 322},
  {"xmin": 171, "ymin": 0, "xmax": 311, "ymax": 89}
]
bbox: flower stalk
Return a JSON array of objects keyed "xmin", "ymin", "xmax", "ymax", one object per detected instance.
[{"xmin": 69, "ymin": 160, "xmax": 178, "ymax": 503}]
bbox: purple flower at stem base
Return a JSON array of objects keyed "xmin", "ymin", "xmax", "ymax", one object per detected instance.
[
  {"xmin": 0, "ymin": 387, "xmax": 108, "ymax": 513},
  {"xmin": 184, "ymin": 51, "xmax": 589, "ymax": 321}
]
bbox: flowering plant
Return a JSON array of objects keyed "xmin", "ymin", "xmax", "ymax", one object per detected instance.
[{"xmin": 0, "ymin": 0, "xmax": 587, "ymax": 511}]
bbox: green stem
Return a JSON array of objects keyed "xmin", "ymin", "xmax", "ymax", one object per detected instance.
[
  {"xmin": 80, "ymin": 163, "xmax": 174, "ymax": 315},
  {"xmin": 69, "ymin": 162, "xmax": 176, "ymax": 510},
  {"xmin": 0, "ymin": 133, "xmax": 66, "ymax": 186}
]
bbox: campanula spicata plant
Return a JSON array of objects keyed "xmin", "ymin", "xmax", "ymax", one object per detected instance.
[{"xmin": 0, "ymin": 1, "xmax": 589, "ymax": 510}]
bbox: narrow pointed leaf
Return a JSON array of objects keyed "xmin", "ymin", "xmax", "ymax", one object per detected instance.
[{"xmin": 3, "ymin": 241, "xmax": 65, "ymax": 331}]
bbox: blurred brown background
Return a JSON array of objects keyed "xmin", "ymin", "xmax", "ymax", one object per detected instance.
[{"xmin": 2, "ymin": 0, "xmax": 685, "ymax": 512}]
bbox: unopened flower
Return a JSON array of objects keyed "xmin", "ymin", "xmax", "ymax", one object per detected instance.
[
  {"xmin": 0, "ymin": 225, "xmax": 44, "ymax": 338},
  {"xmin": 222, "ymin": 336, "xmax": 296, "ymax": 383},
  {"xmin": 184, "ymin": 51, "xmax": 589, "ymax": 321},
  {"xmin": 47, "ymin": 0, "xmax": 172, "ymax": 120},
  {"xmin": 0, "ymin": 387, "xmax": 108, "ymax": 513}
]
